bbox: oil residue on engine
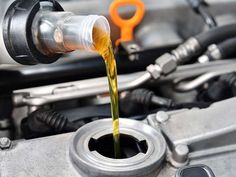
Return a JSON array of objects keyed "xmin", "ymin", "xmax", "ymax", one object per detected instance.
[{"xmin": 93, "ymin": 27, "xmax": 121, "ymax": 158}]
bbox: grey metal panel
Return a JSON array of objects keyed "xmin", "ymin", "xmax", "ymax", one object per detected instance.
[
  {"xmin": 0, "ymin": 133, "xmax": 80, "ymax": 177},
  {"xmin": 160, "ymin": 98, "xmax": 236, "ymax": 151},
  {"xmin": 190, "ymin": 145, "xmax": 236, "ymax": 177}
]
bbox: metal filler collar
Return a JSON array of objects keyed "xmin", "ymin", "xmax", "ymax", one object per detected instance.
[{"xmin": 69, "ymin": 118, "xmax": 166, "ymax": 177}]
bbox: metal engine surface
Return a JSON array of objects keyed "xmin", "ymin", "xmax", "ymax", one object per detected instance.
[
  {"xmin": 2, "ymin": 0, "xmax": 236, "ymax": 176},
  {"xmin": 1, "ymin": 97, "xmax": 236, "ymax": 176}
]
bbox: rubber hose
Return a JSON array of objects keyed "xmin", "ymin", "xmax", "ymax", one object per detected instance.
[
  {"xmin": 196, "ymin": 23, "xmax": 236, "ymax": 49},
  {"xmin": 218, "ymin": 37, "xmax": 236, "ymax": 59},
  {"xmin": 130, "ymin": 89, "xmax": 173, "ymax": 107},
  {"xmin": 32, "ymin": 109, "xmax": 78, "ymax": 132},
  {"xmin": 219, "ymin": 73, "xmax": 236, "ymax": 96}
]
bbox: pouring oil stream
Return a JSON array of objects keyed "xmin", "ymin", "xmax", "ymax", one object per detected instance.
[{"xmin": 93, "ymin": 27, "xmax": 121, "ymax": 158}]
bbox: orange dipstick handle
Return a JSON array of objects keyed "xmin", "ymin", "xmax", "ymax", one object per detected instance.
[{"xmin": 109, "ymin": 0, "xmax": 145, "ymax": 46}]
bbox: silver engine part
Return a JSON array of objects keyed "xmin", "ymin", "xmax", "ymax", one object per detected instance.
[
  {"xmin": 2, "ymin": 97, "xmax": 236, "ymax": 176},
  {"xmin": 2, "ymin": 0, "xmax": 236, "ymax": 176},
  {"xmin": 13, "ymin": 59, "xmax": 236, "ymax": 107},
  {"xmin": 70, "ymin": 119, "xmax": 166, "ymax": 177}
]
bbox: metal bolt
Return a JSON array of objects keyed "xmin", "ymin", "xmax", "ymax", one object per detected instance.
[
  {"xmin": 128, "ymin": 44, "xmax": 140, "ymax": 61},
  {"xmin": 198, "ymin": 55, "xmax": 210, "ymax": 63},
  {"xmin": 172, "ymin": 144, "xmax": 189, "ymax": 163},
  {"xmin": 0, "ymin": 137, "xmax": 11, "ymax": 150},
  {"xmin": 156, "ymin": 111, "xmax": 169, "ymax": 123}
]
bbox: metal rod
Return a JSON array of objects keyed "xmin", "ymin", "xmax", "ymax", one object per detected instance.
[
  {"xmin": 13, "ymin": 60, "xmax": 236, "ymax": 106},
  {"xmin": 175, "ymin": 69, "xmax": 236, "ymax": 92},
  {"xmin": 14, "ymin": 72, "xmax": 151, "ymax": 106}
]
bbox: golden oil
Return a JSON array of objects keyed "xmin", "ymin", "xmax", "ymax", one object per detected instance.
[{"xmin": 93, "ymin": 27, "xmax": 121, "ymax": 158}]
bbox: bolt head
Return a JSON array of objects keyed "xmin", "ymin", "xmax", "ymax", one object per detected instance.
[
  {"xmin": 156, "ymin": 111, "xmax": 169, "ymax": 123},
  {"xmin": 169, "ymin": 144, "xmax": 189, "ymax": 167},
  {"xmin": 0, "ymin": 137, "xmax": 11, "ymax": 150},
  {"xmin": 172, "ymin": 144, "xmax": 189, "ymax": 164},
  {"xmin": 175, "ymin": 144, "xmax": 189, "ymax": 156}
]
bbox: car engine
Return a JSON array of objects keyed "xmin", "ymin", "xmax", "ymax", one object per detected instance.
[{"xmin": 1, "ymin": 0, "xmax": 236, "ymax": 176}]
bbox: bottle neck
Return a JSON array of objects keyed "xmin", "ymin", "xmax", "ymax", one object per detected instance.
[{"xmin": 32, "ymin": 11, "xmax": 110, "ymax": 56}]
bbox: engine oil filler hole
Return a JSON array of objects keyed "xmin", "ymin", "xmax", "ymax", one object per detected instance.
[{"xmin": 89, "ymin": 134, "xmax": 148, "ymax": 159}]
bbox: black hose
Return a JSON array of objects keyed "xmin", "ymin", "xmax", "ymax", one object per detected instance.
[
  {"xmin": 171, "ymin": 23, "xmax": 236, "ymax": 64},
  {"xmin": 121, "ymin": 89, "xmax": 173, "ymax": 108},
  {"xmin": 119, "ymin": 88, "xmax": 210, "ymax": 117},
  {"xmin": 119, "ymin": 89, "xmax": 173, "ymax": 117},
  {"xmin": 219, "ymin": 73, "xmax": 236, "ymax": 96},
  {"xmin": 195, "ymin": 23, "xmax": 236, "ymax": 49},
  {"xmin": 120, "ymin": 88, "xmax": 211, "ymax": 110},
  {"xmin": 218, "ymin": 37, "xmax": 236, "ymax": 59},
  {"xmin": 199, "ymin": 37, "xmax": 236, "ymax": 62},
  {"xmin": 33, "ymin": 109, "xmax": 83, "ymax": 132},
  {"xmin": 130, "ymin": 89, "xmax": 154, "ymax": 106},
  {"xmin": 34, "ymin": 109, "xmax": 69, "ymax": 132},
  {"xmin": 21, "ymin": 109, "xmax": 84, "ymax": 139}
]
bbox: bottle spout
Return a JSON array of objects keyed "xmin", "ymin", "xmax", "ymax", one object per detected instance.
[{"xmin": 32, "ymin": 12, "xmax": 110, "ymax": 55}]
